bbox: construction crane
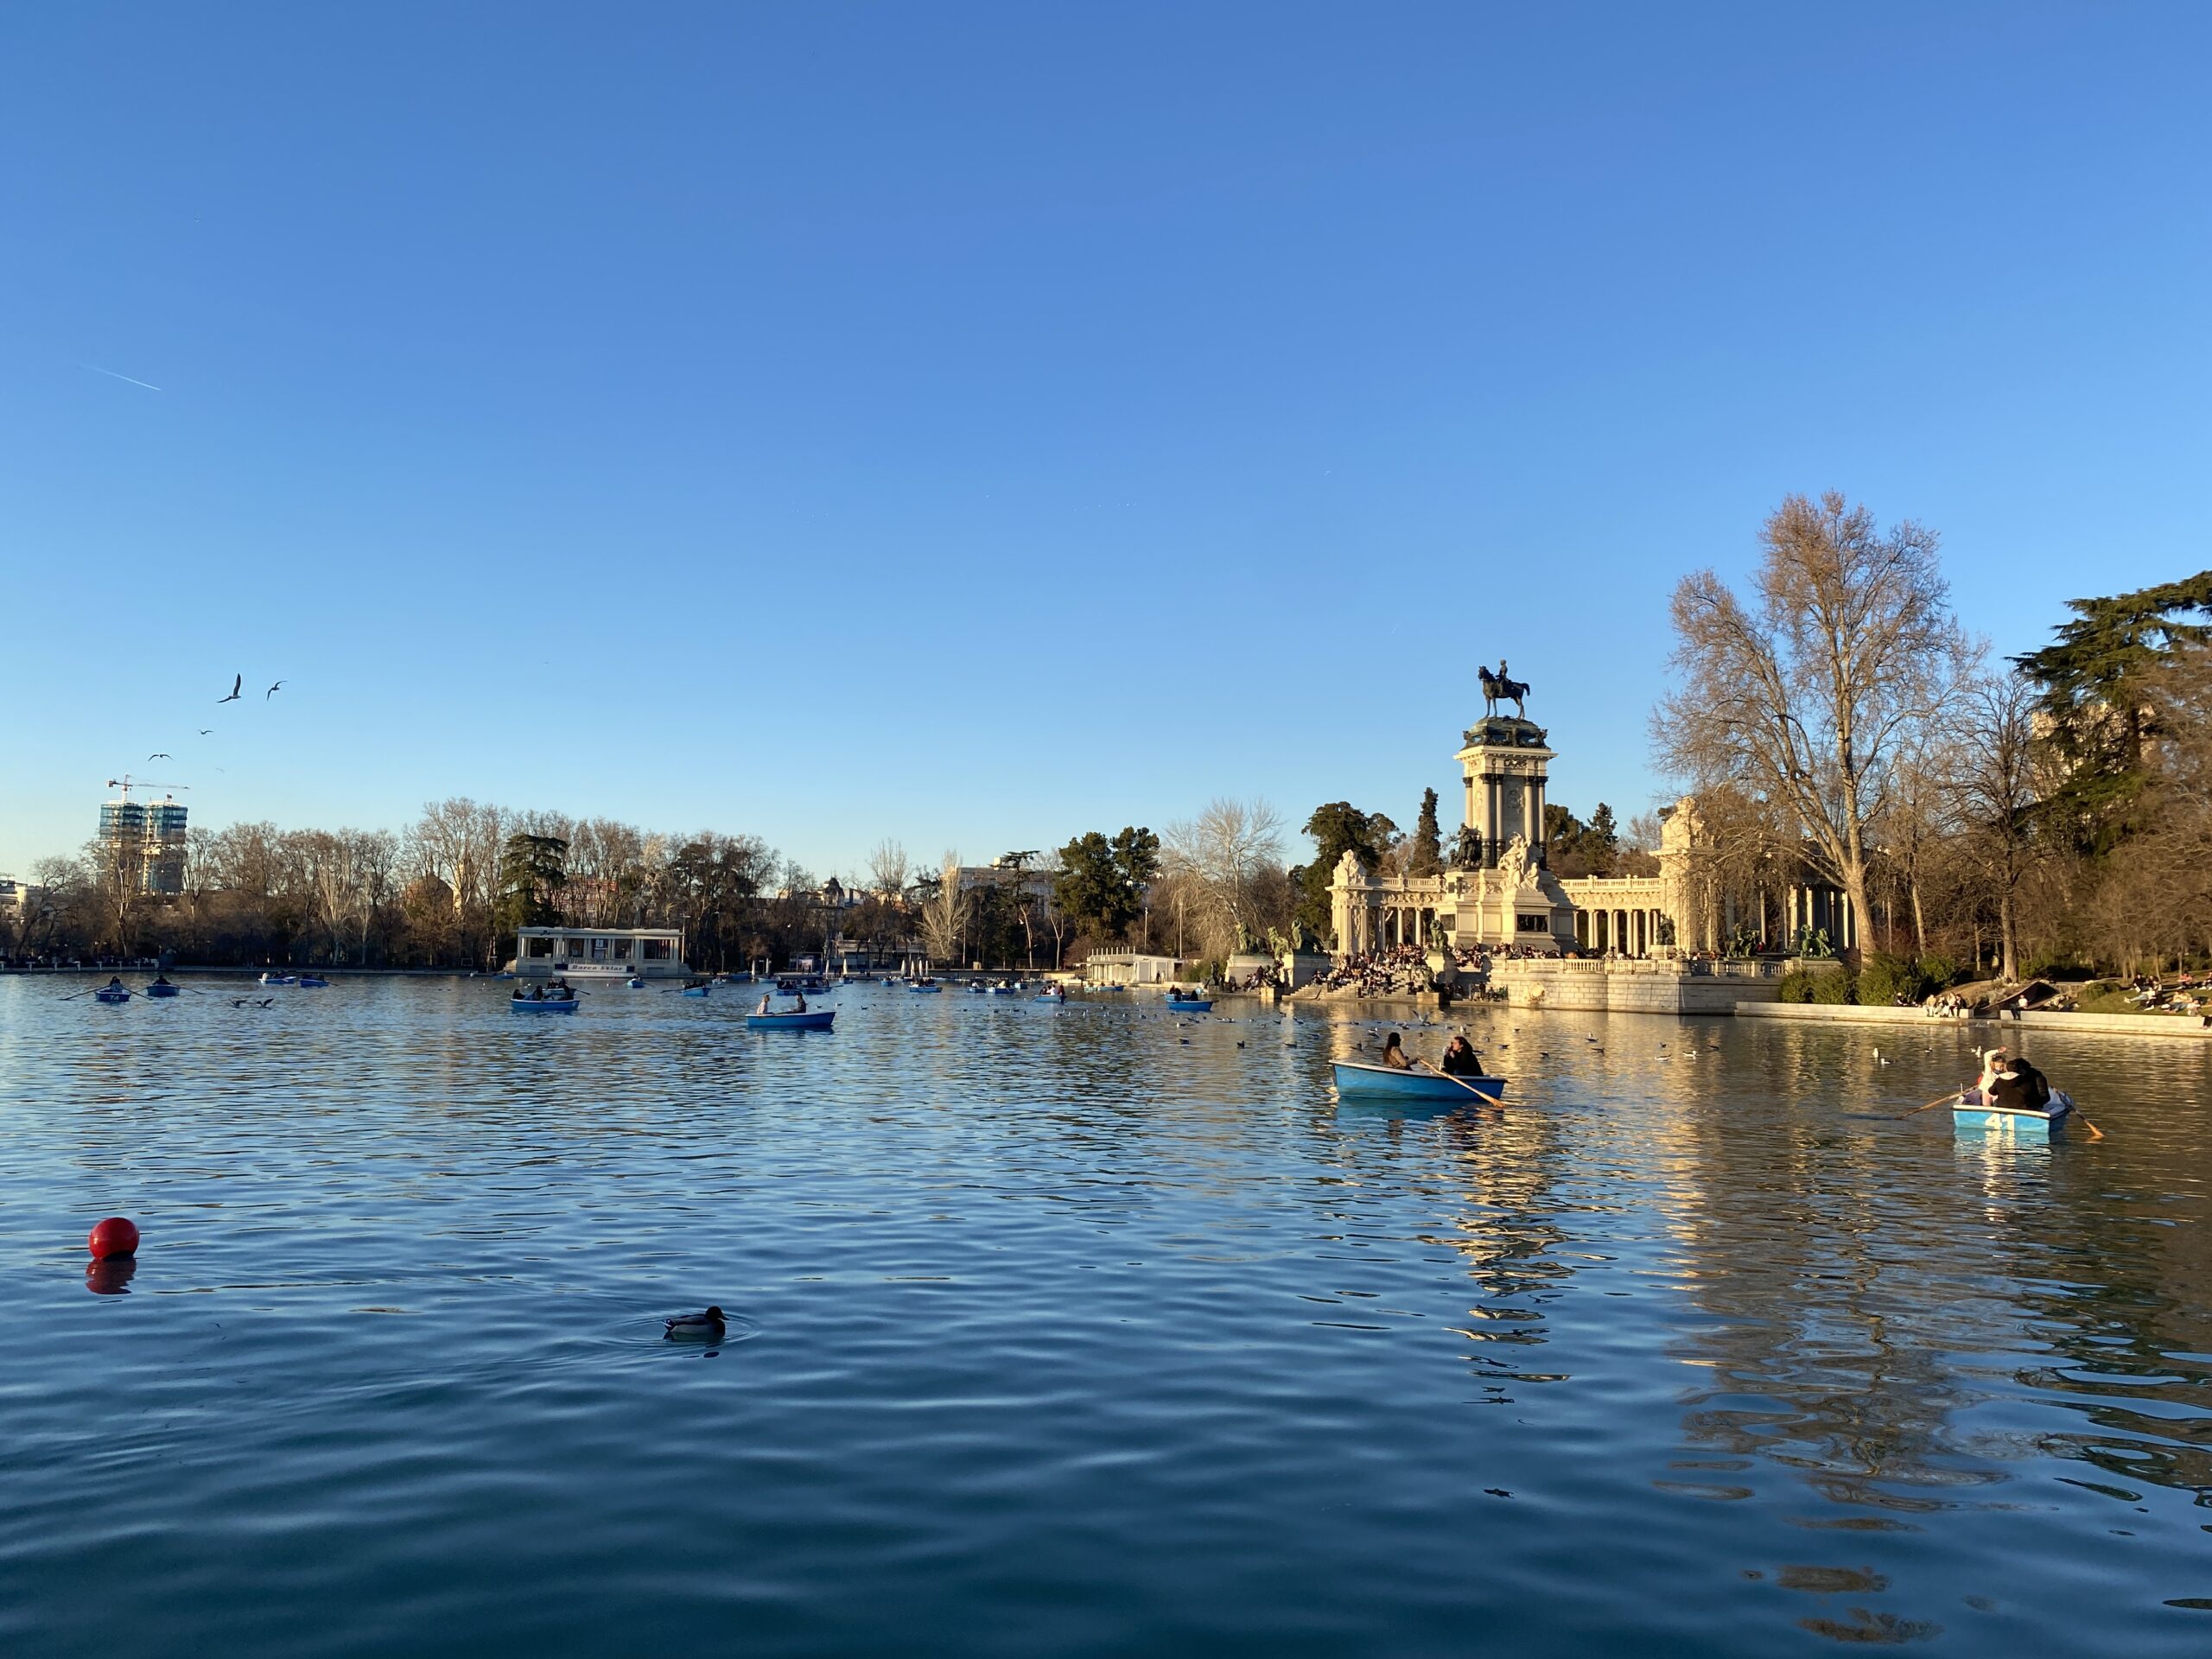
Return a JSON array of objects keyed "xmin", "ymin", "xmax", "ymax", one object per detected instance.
[{"xmin": 105, "ymin": 775, "xmax": 192, "ymax": 801}]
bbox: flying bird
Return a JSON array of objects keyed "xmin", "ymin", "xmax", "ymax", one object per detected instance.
[
  {"xmin": 199, "ymin": 728, "xmax": 213, "ymax": 735},
  {"xmin": 266, "ymin": 680, "xmax": 283, "ymax": 699},
  {"xmin": 218, "ymin": 675, "xmax": 242, "ymax": 703},
  {"xmin": 148, "ymin": 752, "xmax": 170, "ymax": 760}
]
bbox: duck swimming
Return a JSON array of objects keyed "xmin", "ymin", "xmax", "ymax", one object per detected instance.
[{"xmin": 664, "ymin": 1306, "xmax": 726, "ymax": 1340}]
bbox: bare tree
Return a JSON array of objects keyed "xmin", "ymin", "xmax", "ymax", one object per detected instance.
[
  {"xmin": 1655, "ymin": 493, "xmax": 1973, "ymax": 962},
  {"xmin": 868, "ymin": 840, "xmax": 909, "ymax": 904},
  {"xmin": 1162, "ymin": 798, "xmax": 1285, "ymax": 957},
  {"xmin": 1944, "ymin": 668, "xmax": 2044, "ymax": 982},
  {"xmin": 918, "ymin": 851, "xmax": 969, "ymax": 967}
]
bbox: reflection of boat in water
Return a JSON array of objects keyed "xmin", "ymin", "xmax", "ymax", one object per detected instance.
[
  {"xmin": 1332, "ymin": 1059, "xmax": 1505, "ymax": 1102},
  {"xmin": 1953, "ymin": 1086, "xmax": 2074, "ymax": 1141},
  {"xmin": 746, "ymin": 1008, "xmax": 836, "ymax": 1031}
]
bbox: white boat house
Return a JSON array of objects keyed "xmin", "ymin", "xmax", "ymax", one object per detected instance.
[{"xmin": 512, "ymin": 926, "xmax": 688, "ymax": 979}]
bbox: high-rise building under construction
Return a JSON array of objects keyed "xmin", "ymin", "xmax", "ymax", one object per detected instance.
[{"xmin": 98, "ymin": 794, "xmax": 188, "ymax": 895}]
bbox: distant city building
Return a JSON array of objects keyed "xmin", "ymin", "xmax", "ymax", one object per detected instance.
[
  {"xmin": 956, "ymin": 863, "xmax": 1054, "ymax": 903},
  {"xmin": 1, "ymin": 874, "xmax": 48, "ymax": 927},
  {"xmin": 97, "ymin": 793, "xmax": 188, "ymax": 895}
]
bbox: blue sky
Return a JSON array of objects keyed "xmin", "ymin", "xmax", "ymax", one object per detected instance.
[{"xmin": 4, "ymin": 3, "xmax": 2206, "ymax": 880}]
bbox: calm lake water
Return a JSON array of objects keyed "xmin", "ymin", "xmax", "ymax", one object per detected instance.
[{"xmin": 3, "ymin": 976, "xmax": 2208, "ymax": 1656}]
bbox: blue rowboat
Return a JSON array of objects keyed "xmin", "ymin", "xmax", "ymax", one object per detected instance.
[
  {"xmin": 259, "ymin": 972, "xmax": 297, "ymax": 987},
  {"xmin": 93, "ymin": 987, "xmax": 131, "ymax": 1004},
  {"xmin": 510, "ymin": 996, "xmax": 578, "ymax": 1014},
  {"xmin": 145, "ymin": 981, "xmax": 181, "ymax": 998},
  {"xmin": 910, "ymin": 982, "xmax": 942, "ymax": 994},
  {"xmin": 296, "ymin": 975, "xmax": 330, "ymax": 988},
  {"xmin": 626, "ymin": 976, "xmax": 647, "ymax": 988},
  {"xmin": 1953, "ymin": 1086, "xmax": 2073, "ymax": 1141},
  {"xmin": 1033, "ymin": 991, "xmax": 1065, "ymax": 1003},
  {"xmin": 681, "ymin": 984, "xmax": 710, "ymax": 997},
  {"xmin": 747, "ymin": 1009, "xmax": 835, "ymax": 1031},
  {"xmin": 1164, "ymin": 997, "xmax": 1212, "ymax": 1013},
  {"xmin": 1332, "ymin": 1059, "xmax": 1506, "ymax": 1103}
]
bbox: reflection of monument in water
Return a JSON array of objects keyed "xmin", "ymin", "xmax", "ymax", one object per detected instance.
[{"xmin": 1325, "ymin": 664, "xmax": 1855, "ymax": 1012}]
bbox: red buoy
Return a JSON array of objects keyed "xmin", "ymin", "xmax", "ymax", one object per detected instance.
[{"xmin": 88, "ymin": 1217, "xmax": 140, "ymax": 1260}]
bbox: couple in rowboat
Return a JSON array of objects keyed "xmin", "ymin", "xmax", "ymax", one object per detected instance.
[
  {"xmin": 1972, "ymin": 1046, "xmax": 2052, "ymax": 1112},
  {"xmin": 1380, "ymin": 1032, "xmax": 1485, "ymax": 1077}
]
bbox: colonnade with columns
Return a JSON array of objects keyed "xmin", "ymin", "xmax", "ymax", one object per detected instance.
[
  {"xmin": 1783, "ymin": 884, "xmax": 1856, "ymax": 951},
  {"xmin": 1573, "ymin": 906, "xmax": 1669, "ymax": 957},
  {"xmin": 1339, "ymin": 899, "xmax": 1440, "ymax": 956}
]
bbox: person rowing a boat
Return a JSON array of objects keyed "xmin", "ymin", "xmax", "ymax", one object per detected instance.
[
  {"xmin": 1380, "ymin": 1033, "xmax": 1413, "ymax": 1070},
  {"xmin": 1977, "ymin": 1046, "xmax": 2050, "ymax": 1111},
  {"xmin": 1439, "ymin": 1034, "xmax": 1485, "ymax": 1077}
]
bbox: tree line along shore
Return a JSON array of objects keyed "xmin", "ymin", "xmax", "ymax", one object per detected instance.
[{"xmin": 10, "ymin": 497, "xmax": 2206, "ymax": 995}]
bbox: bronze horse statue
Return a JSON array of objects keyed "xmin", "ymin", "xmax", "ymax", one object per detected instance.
[{"xmin": 1478, "ymin": 661, "xmax": 1530, "ymax": 719}]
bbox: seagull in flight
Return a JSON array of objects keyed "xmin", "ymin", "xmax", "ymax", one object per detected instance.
[
  {"xmin": 218, "ymin": 674, "xmax": 242, "ymax": 703},
  {"xmin": 199, "ymin": 728, "xmax": 213, "ymax": 735},
  {"xmin": 266, "ymin": 680, "xmax": 283, "ymax": 699},
  {"xmin": 148, "ymin": 752, "xmax": 171, "ymax": 760}
]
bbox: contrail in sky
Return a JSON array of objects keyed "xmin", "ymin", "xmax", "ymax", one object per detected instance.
[{"xmin": 85, "ymin": 364, "xmax": 162, "ymax": 391}]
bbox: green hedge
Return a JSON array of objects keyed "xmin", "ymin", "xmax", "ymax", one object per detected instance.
[
  {"xmin": 1778, "ymin": 963, "xmax": 1858, "ymax": 1003},
  {"xmin": 1809, "ymin": 968, "xmax": 1856, "ymax": 1004},
  {"xmin": 1857, "ymin": 952, "xmax": 1929, "ymax": 1007}
]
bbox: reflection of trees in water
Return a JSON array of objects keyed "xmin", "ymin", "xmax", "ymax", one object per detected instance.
[
  {"xmin": 1965, "ymin": 1138, "xmax": 2212, "ymax": 1504},
  {"xmin": 1663, "ymin": 1027, "xmax": 2014, "ymax": 1512},
  {"xmin": 1664, "ymin": 1021, "xmax": 2212, "ymax": 1516}
]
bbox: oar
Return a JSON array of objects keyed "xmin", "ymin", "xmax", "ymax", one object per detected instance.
[
  {"xmin": 1891, "ymin": 1088, "xmax": 1964, "ymax": 1120},
  {"xmin": 1415, "ymin": 1060, "xmax": 1497, "ymax": 1102}
]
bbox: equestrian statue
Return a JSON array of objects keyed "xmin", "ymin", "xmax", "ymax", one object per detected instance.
[{"xmin": 1478, "ymin": 660, "xmax": 1530, "ymax": 719}]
